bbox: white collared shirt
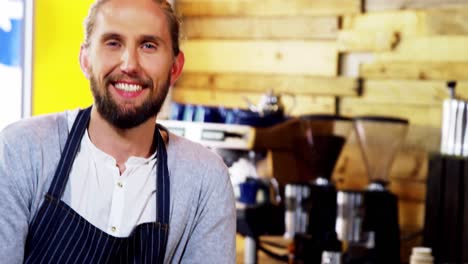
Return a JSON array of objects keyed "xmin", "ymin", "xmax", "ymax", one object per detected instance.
[{"xmin": 65, "ymin": 112, "xmax": 157, "ymax": 237}]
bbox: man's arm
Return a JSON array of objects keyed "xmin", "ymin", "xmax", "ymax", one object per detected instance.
[
  {"xmin": 0, "ymin": 132, "xmax": 31, "ymax": 263},
  {"xmin": 181, "ymin": 165, "xmax": 236, "ymax": 264}
]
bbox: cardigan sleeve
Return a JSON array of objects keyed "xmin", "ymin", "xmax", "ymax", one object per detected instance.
[
  {"xmin": 180, "ymin": 161, "xmax": 236, "ymax": 264},
  {"xmin": 0, "ymin": 130, "xmax": 33, "ymax": 264}
]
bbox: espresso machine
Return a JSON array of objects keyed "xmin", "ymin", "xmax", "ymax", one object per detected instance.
[{"xmin": 337, "ymin": 116, "xmax": 408, "ymax": 264}]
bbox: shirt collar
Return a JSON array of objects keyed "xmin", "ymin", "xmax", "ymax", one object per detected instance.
[{"xmin": 82, "ymin": 129, "xmax": 157, "ymax": 167}]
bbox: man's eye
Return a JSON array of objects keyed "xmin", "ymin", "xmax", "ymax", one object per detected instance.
[
  {"xmin": 142, "ymin": 43, "xmax": 157, "ymax": 50},
  {"xmin": 106, "ymin": 40, "xmax": 120, "ymax": 47}
]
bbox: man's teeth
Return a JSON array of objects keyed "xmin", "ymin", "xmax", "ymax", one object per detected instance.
[{"xmin": 114, "ymin": 83, "xmax": 143, "ymax": 92}]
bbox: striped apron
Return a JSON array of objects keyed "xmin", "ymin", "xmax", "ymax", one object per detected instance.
[{"xmin": 24, "ymin": 107, "xmax": 170, "ymax": 264}]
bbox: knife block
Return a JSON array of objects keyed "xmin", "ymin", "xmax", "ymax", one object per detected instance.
[{"xmin": 424, "ymin": 154, "xmax": 468, "ymax": 263}]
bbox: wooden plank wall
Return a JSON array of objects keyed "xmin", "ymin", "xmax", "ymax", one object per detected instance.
[
  {"xmin": 175, "ymin": 0, "xmax": 361, "ymax": 116},
  {"xmin": 175, "ymin": 0, "xmax": 468, "ymax": 261}
]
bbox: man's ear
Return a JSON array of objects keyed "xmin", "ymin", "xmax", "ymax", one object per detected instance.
[
  {"xmin": 169, "ymin": 51, "xmax": 185, "ymax": 86},
  {"xmin": 79, "ymin": 44, "xmax": 91, "ymax": 79}
]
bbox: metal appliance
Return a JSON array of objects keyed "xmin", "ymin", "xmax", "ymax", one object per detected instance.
[
  {"xmin": 158, "ymin": 116, "xmax": 290, "ymax": 264},
  {"xmin": 337, "ymin": 116, "xmax": 408, "ymax": 264},
  {"xmin": 286, "ymin": 115, "xmax": 353, "ymax": 264}
]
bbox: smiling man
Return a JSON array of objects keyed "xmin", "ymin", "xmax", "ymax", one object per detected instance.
[{"xmin": 0, "ymin": 0, "xmax": 236, "ymax": 263}]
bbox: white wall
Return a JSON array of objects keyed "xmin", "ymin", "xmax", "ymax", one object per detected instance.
[{"xmin": 0, "ymin": 0, "xmax": 23, "ymax": 130}]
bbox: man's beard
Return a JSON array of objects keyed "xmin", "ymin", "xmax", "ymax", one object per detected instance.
[{"xmin": 90, "ymin": 72, "xmax": 170, "ymax": 129}]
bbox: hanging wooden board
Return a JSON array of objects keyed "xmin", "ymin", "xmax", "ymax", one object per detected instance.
[
  {"xmin": 172, "ymin": 88, "xmax": 336, "ymax": 115},
  {"xmin": 182, "ymin": 16, "xmax": 339, "ymax": 40},
  {"xmin": 361, "ymin": 61, "xmax": 468, "ymax": 80},
  {"xmin": 176, "ymin": 72, "xmax": 359, "ymax": 96},
  {"xmin": 182, "ymin": 40, "xmax": 338, "ymax": 76},
  {"xmin": 177, "ymin": 0, "xmax": 361, "ymax": 17},
  {"xmin": 365, "ymin": 0, "xmax": 468, "ymax": 12}
]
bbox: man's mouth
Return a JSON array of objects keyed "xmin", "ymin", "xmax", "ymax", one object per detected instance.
[
  {"xmin": 114, "ymin": 82, "xmax": 144, "ymax": 92},
  {"xmin": 110, "ymin": 81, "xmax": 148, "ymax": 99}
]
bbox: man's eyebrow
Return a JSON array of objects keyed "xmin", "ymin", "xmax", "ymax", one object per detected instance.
[
  {"xmin": 100, "ymin": 32, "xmax": 123, "ymax": 41},
  {"xmin": 139, "ymin": 35, "xmax": 165, "ymax": 44}
]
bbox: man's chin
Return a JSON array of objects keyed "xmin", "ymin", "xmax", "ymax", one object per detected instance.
[{"xmin": 105, "ymin": 103, "xmax": 160, "ymax": 129}]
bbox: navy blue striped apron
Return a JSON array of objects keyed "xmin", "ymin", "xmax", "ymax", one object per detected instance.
[{"xmin": 24, "ymin": 107, "xmax": 170, "ymax": 264}]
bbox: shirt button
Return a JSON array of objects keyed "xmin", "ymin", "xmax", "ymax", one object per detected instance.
[
  {"xmin": 111, "ymin": 226, "xmax": 117, "ymax": 232},
  {"xmin": 117, "ymin": 182, "xmax": 123, "ymax": 188}
]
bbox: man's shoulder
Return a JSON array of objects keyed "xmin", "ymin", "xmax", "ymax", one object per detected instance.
[
  {"xmin": 166, "ymin": 132, "xmax": 228, "ymax": 173},
  {"xmin": 0, "ymin": 111, "xmax": 70, "ymax": 146}
]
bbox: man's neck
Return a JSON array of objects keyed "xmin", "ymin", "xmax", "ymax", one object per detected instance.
[{"xmin": 87, "ymin": 107, "xmax": 157, "ymax": 171}]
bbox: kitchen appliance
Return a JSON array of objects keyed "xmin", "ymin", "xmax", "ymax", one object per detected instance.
[
  {"xmin": 339, "ymin": 116, "xmax": 408, "ymax": 264},
  {"xmin": 244, "ymin": 89, "xmax": 295, "ymax": 118},
  {"xmin": 158, "ymin": 116, "xmax": 290, "ymax": 264},
  {"xmin": 423, "ymin": 81, "xmax": 468, "ymax": 263},
  {"xmin": 287, "ymin": 115, "xmax": 353, "ymax": 263}
]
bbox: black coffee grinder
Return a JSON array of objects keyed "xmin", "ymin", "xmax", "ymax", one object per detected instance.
[
  {"xmin": 290, "ymin": 115, "xmax": 353, "ymax": 263},
  {"xmin": 343, "ymin": 116, "xmax": 409, "ymax": 264}
]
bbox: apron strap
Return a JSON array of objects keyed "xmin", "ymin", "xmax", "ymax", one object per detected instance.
[
  {"xmin": 154, "ymin": 124, "xmax": 170, "ymax": 263},
  {"xmin": 48, "ymin": 107, "xmax": 91, "ymax": 199}
]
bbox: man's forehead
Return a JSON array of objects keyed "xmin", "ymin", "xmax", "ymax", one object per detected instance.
[
  {"xmin": 99, "ymin": 0, "xmax": 162, "ymax": 13},
  {"xmin": 93, "ymin": 0, "xmax": 168, "ymax": 34}
]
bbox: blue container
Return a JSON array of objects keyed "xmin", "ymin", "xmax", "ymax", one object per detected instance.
[
  {"xmin": 238, "ymin": 179, "xmax": 260, "ymax": 205},
  {"xmin": 193, "ymin": 105, "xmax": 223, "ymax": 123},
  {"xmin": 169, "ymin": 102, "xmax": 185, "ymax": 120}
]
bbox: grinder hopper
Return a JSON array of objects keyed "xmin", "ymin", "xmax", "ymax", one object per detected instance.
[{"xmin": 353, "ymin": 116, "xmax": 409, "ymax": 190}]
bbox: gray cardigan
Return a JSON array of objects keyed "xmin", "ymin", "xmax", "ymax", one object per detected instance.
[{"xmin": 0, "ymin": 111, "xmax": 236, "ymax": 263}]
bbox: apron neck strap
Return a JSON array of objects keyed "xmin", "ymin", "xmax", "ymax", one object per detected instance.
[{"xmin": 48, "ymin": 107, "xmax": 91, "ymax": 199}]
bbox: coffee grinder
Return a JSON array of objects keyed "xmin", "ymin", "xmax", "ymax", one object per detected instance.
[
  {"xmin": 341, "ymin": 116, "xmax": 408, "ymax": 264},
  {"xmin": 288, "ymin": 115, "xmax": 353, "ymax": 263}
]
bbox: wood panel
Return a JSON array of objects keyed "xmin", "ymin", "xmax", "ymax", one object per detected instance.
[
  {"xmin": 426, "ymin": 7, "xmax": 468, "ymax": 35},
  {"xmin": 399, "ymin": 200, "xmax": 425, "ymax": 233},
  {"xmin": 390, "ymin": 179, "xmax": 426, "ymax": 202},
  {"xmin": 405, "ymin": 125, "xmax": 440, "ymax": 153},
  {"xmin": 361, "ymin": 61, "xmax": 468, "ymax": 80},
  {"xmin": 341, "ymin": 10, "xmax": 427, "ymax": 36},
  {"xmin": 358, "ymin": 80, "xmax": 458, "ymax": 105},
  {"xmin": 338, "ymin": 30, "xmax": 400, "ymax": 52},
  {"xmin": 182, "ymin": 40, "xmax": 338, "ymax": 76},
  {"xmin": 342, "ymin": 8, "xmax": 468, "ymax": 38},
  {"xmin": 176, "ymin": 73, "xmax": 359, "ymax": 96},
  {"xmin": 177, "ymin": 0, "xmax": 361, "ymax": 17},
  {"xmin": 361, "ymin": 80, "xmax": 447, "ymax": 105},
  {"xmin": 236, "ymin": 235, "xmax": 284, "ymax": 264},
  {"xmin": 365, "ymin": 0, "xmax": 468, "ymax": 12},
  {"xmin": 182, "ymin": 17, "xmax": 338, "ymax": 40},
  {"xmin": 376, "ymin": 36, "xmax": 468, "ymax": 62},
  {"xmin": 340, "ymin": 99, "xmax": 442, "ymax": 127},
  {"xmin": 172, "ymin": 88, "xmax": 336, "ymax": 115}
]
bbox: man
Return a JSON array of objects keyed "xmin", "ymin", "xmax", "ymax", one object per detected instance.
[{"xmin": 0, "ymin": 0, "xmax": 236, "ymax": 263}]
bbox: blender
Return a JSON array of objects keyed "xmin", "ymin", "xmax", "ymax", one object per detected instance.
[{"xmin": 339, "ymin": 116, "xmax": 408, "ymax": 264}]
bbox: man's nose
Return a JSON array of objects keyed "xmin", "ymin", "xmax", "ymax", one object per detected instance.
[{"xmin": 120, "ymin": 48, "xmax": 140, "ymax": 74}]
